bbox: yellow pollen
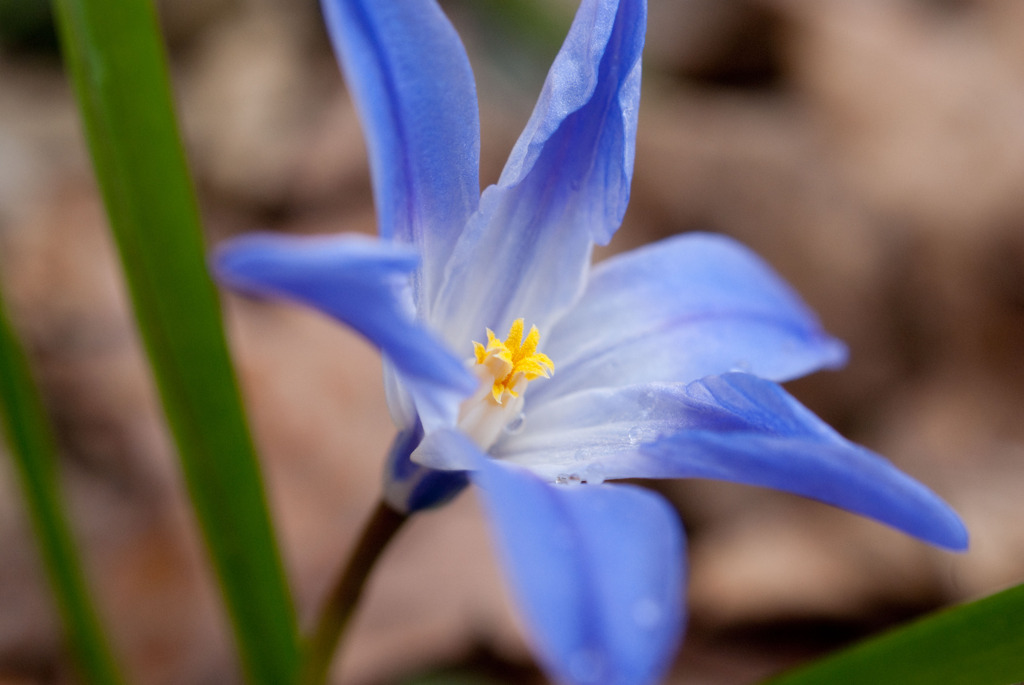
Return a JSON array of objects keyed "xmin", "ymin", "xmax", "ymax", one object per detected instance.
[{"xmin": 471, "ymin": 319, "xmax": 554, "ymax": 404}]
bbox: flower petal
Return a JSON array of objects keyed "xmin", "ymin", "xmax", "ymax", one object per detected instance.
[
  {"xmin": 641, "ymin": 374, "xmax": 968, "ymax": 550},
  {"xmin": 473, "ymin": 458, "xmax": 685, "ymax": 685},
  {"xmin": 321, "ymin": 0, "xmax": 481, "ymax": 307},
  {"xmin": 530, "ymin": 233, "xmax": 846, "ymax": 406},
  {"xmin": 431, "ymin": 0, "xmax": 647, "ymax": 349},
  {"xmin": 496, "ymin": 375, "xmax": 966, "ymax": 550},
  {"xmin": 498, "ymin": 0, "xmax": 646, "ymax": 245},
  {"xmin": 411, "ymin": 427, "xmax": 479, "ymax": 471},
  {"xmin": 489, "ymin": 383, "xmax": 680, "ymax": 481},
  {"xmin": 213, "ymin": 233, "xmax": 475, "ymax": 430},
  {"xmin": 383, "ymin": 424, "xmax": 469, "ymax": 513}
]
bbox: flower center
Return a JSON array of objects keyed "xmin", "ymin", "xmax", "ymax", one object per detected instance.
[
  {"xmin": 457, "ymin": 319, "xmax": 554, "ymax": 450},
  {"xmin": 473, "ymin": 318, "xmax": 554, "ymax": 404}
]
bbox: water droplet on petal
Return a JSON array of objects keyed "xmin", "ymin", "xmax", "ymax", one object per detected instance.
[
  {"xmin": 503, "ymin": 412, "xmax": 526, "ymax": 435},
  {"xmin": 628, "ymin": 426, "xmax": 643, "ymax": 445}
]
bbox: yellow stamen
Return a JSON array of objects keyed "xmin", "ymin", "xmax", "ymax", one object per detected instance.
[{"xmin": 471, "ymin": 318, "xmax": 554, "ymax": 405}]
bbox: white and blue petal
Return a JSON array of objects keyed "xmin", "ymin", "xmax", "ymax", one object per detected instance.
[
  {"xmin": 486, "ymin": 383, "xmax": 684, "ymax": 481},
  {"xmin": 431, "ymin": 0, "xmax": 647, "ymax": 349},
  {"xmin": 213, "ymin": 233, "xmax": 475, "ymax": 430},
  {"xmin": 530, "ymin": 233, "xmax": 846, "ymax": 406},
  {"xmin": 321, "ymin": 0, "xmax": 481, "ymax": 309},
  {"xmin": 495, "ymin": 374, "xmax": 966, "ymax": 551},
  {"xmin": 383, "ymin": 425, "xmax": 469, "ymax": 513},
  {"xmin": 473, "ymin": 457, "xmax": 684, "ymax": 685},
  {"xmin": 410, "ymin": 427, "xmax": 479, "ymax": 472}
]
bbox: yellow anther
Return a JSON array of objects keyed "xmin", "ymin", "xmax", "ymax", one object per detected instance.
[{"xmin": 471, "ymin": 318, "xmax": 554, "ymax": 405}]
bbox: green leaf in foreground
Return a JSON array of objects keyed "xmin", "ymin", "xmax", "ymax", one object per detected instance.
[
  {"xmin": 763, "ymin": 582, "xmax": 1024, "ymax": 685},
  {"xmin": 0, "ymin": 288, "xmax": 126, "ymax": 685},
  {"xmin": 49, "ymin": 0, "xmax": 301, "ymax": 682}
]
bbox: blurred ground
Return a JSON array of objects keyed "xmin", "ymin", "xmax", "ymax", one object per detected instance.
[{"xmin": 2, "ymin": 0, "xmax": 1024, "ymax": 683}]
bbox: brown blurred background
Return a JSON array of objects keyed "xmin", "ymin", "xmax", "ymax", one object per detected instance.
[{"xmin": 1, "ymin": 0, "xmax": 1023, "ymax": 683}]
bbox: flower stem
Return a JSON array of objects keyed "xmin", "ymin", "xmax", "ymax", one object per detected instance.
[{"xmin": 300, "ymin": 501, "xmax": 408, "ymax": 685}]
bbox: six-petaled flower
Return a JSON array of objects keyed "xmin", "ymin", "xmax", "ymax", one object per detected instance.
[{"xmin": 214, "ymin": 1, "xmax": 968, "ymax": 684}]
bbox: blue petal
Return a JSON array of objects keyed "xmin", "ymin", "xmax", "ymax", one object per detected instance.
[
  {"xmin": 383, "ymin": 424, "xmax": 468, "ymax": 513},
  {"xmin": 638, "ymin": 374, "xmax": 966, "ymax": 550},
  {"xmin": 430, "ymin": 0, "xmax": 647, "ymax": 349},
  {"xmin": 213, "ymin": 233, "xmax": 475, "ymax": 430},
  {"xmin": 411, "ymin": 427, "xmax": 479, "ymax": 471},
  {"xmin": 473, "ymin": 458, "xmax": 684, "ymax": 685},
  {"xmin": 321, "ymin": 0, "xmax": 481, "ymax": 307},
  {"xmin": 499, "ymin": 0, "xmax": 646, "ymax": 245},
  {"xmin": 488, "ymin": 383, "xmax": 688, "ymax": 481},
  {"xmin": 531, "ymin": 233, "xmax": 846, "ymax": 406},
  {"xmin": 494, "ymin": 376, "xmax": 966, "ymax": 550}
]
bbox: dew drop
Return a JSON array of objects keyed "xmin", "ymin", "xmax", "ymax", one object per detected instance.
[
  {"xmin": 503, "ymin": 412, "xmax": 526, "ymax": 435},
  {"xmin": 627, "ymin": 426, "xmax": 643, "ymax": 445}
]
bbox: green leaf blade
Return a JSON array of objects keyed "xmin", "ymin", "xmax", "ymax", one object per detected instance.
[
  {"xmin": 49, "ymin": 0, "xmax": 302, "ymax": 682},
  {"xmin": 763, "ymin": 583, "xmax": 1024, "ymax": 685},
  {"xmin": 0, "ymin": 288, "xmax": 126, "ymax": 685}
]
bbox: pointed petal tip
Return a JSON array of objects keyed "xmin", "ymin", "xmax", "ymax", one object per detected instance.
[
  {"xmin": 612, "ymin": 373, "xmax": 969, "ymax": 555},
  {"xmin": 210, "ymin": 234, "xmax": 310, "ymax": 298},
  {"xmin": 210, "ymin": 236, "xmax": 261, "ymax": 291},
  {"xmin": 817, "ymin": 334, "xmax": 850, "ymax": 370},
  {"xmin": 927, "ymin": 506, "xmax": 970, "ymax": 552}
]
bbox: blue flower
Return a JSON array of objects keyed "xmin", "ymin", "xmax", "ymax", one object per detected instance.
[{"xmin": 213, "ymin": 1, "xmax": 968, "ymax": 683}]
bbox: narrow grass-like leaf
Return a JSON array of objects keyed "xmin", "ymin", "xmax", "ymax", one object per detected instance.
[
  {"xmin": 0, "ymin": 284, "xmax": 126, "ymax": 685},
  {"xmin": 49, "ymin": 0, "xmax": 301, "ymax": 683},
  {"xmin": 763, "ymin": 583, "xmax": 1024, "ymax": 685}
]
